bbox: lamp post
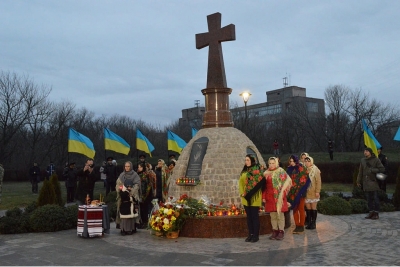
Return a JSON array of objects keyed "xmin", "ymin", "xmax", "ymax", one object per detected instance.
[{"xmin": 240, "ymin": 91, "xmax": 251, "ymax": 131}]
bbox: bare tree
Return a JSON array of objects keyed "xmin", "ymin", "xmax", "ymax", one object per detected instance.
[{"xmin": 0, "ymin": 71, "xmax": 51, "ymax": 165}]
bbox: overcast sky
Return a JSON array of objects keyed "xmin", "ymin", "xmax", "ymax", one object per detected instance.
[{"xmin": 1, "ymin": 0, "xmax": 399, "ymax": 127}]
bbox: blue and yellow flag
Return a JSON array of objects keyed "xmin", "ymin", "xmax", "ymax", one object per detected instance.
[
  {"xmin": 104, "ymin": 128, "xmax": 130, "ymax": 155},
  {"xmin": 136, "ymin": 129, "xmax": 155, "ymax": 157},
  {"xmin": 394, "ymin": 126, "xmax": 400, "ymax": 142},
  {"xmin": 191, "ymin": 127, "xmax": 198, "ymax": 138},
  {"xmin": 167, "ymin": 130, "xmax": 187, "ymax": 154},
  {"xmin": 68, "ymin": 128, "xmax": 95, "ymax": 158},
  {"xmin": 362, "ymin": 119, "xmax": 381, "ymax": 156}
]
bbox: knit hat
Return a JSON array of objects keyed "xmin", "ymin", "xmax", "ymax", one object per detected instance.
[
  {"xmin": 124, "ymin": 179, "xmax": 134, "ymax": 188},
  {"xmin": 364, "ymin": 147, "xmax": 373, "ymax": 154}
]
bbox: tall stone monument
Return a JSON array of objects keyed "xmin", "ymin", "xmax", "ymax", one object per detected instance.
[{"xmin": 168, "ymin": 12, "xmax": 265, "ymax": 206}]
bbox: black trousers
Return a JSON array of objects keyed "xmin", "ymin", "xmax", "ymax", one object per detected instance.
[
  {"xmin": 106, "ymin": 181, "xmax": 116, "ymax": 196},
  {"xmin": 31, "ymin": 180, "xmax": 38, "ymax": 193},
  {"xmin": 244, "ymin": 205, "xmax": 260, "ymax": 237},
  {"xmin": 66, "ymin": 186, "xmax": 76, "ymax": 202}
]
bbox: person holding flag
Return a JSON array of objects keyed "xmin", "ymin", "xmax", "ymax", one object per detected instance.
[{"xmin": 356, "ymin": 147, "xmax": 385, "ymax": 220}]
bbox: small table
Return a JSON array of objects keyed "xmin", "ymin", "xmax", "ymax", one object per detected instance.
[{"xmin": 77, "ymin": 205, "xmax": 110, "ymax": 238}]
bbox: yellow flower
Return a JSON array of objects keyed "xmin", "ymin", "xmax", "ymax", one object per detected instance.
[{"xmin": 163, "ymin": 208, "xmax": 170, "ymax": 215}]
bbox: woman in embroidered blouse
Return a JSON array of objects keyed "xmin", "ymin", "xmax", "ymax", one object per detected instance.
[
  {"xmin": 286, "ymin": 155, "xmax": 311, "ymax": 234},
  {"xmin": 304, "ymin": 156, "xmax": 321, "ymax": 230},
  {"xmin": 262, "ymin": 157, "xmax": 292, "ymax": 240},
  {"xmin": 239, "ymin": 154, "xmax": 265, "ymax": 243}
]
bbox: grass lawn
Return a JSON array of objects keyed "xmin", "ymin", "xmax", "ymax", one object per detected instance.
[{"xmin": 0, "ymin": 181, "xmax": 107, "ymax": 211}]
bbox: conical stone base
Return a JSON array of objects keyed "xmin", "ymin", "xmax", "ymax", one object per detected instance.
[{"xmin": 168, "ymin": 127, "xmax": 265, "ymax": 206}]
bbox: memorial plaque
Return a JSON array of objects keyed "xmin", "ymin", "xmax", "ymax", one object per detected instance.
[{"xmin": 185, "ymin": 137, "xmax": 209, "ymax": 180}]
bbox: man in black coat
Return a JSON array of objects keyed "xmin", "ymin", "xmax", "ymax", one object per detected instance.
[
  {"xmin": 103, "ymin": 156, "xmax": 118, "ymax": 196},
  {"xmin": 76, "ymin": 158, "xmax": 97, "ymax": 204},
  {"xmin": 29, "ymin": 162, "xmax": 41, "ymax": 193},
  {"xmin": 63, "ymin": 162, "xmax": 78, "ymax": 203}
]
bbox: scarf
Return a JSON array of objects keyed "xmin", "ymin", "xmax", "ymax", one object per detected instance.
[
  {"xmin": 243, "ymin": 165, "xmax": 265, "ymax": 205},
  {"xmin": 286, "ymin": 163, "xmax": 310, "ymax": 210},
  {"xmin": 264, "ymin": 167, "xmax": 292, "ymax": 215}
]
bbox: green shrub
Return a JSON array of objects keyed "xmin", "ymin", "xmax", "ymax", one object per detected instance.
[
  {"xmin": 64, "ymin": 204, "xmax": 78, "ymax": 229},
  {"xmin": 5, "ymin": 207, "xmax": 23, "ymax": 217},
  {"xmin": 37, "ymin": 179, "xmax": 56, "ymax": 207},
  {"xmin": 24, "ymin": 201, "xmax": 38, "ymax": 214},
  {"xmin": 317, "ymin": 196, "xmax": 352, "ymax": 215},
  {"xmin": 30, "ymin": 204, "xmax": 67, "ymax": 232},
  {"xmin": 0, "ymin": 216, "xmax": 21, "ymax": 234},
  {"xmin": 108, "ymin": 202, "xmax": 117, "ymax": 221},
  {"xmin": 319, "ymin": 189, "xmax": 329, "ymax": 200},
  {"xmin": 351, "ymin": 186, "xmax": 365, "ymax": 199},
  {"xmin": 349, "ymin": 198, "xmax": 368, "ymax": 214},
  {"xmin": 104, "ymin": 191, "xmax": 117, "ymax": 204},
  {"xmin": 50, "ymin": 174, "xmax": 64, "ymax": 207},
  {"xmin": 381, "ymin": 202, "xmax": 396, "ymax": 212}
]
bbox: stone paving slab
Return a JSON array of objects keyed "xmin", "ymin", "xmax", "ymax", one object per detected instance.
[{"xmin": 0, "ymin": 211, "xmax": 398, "ymax": 266}]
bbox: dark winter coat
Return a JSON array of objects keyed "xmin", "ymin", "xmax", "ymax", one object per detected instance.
[
  {"xmin": 103, "ymin": 163, "xmax": 118, "ymax": 183},
  {"xmin": 63, "ymin": 167, "xmax": 78, "ymax": 188},
  {"xmin": 356, "ymin": 155, "xmax": 385, "ymax": 192},
  {"xmin": 29, "ymin": 166, "xmax": 41, "ymax": 182}
]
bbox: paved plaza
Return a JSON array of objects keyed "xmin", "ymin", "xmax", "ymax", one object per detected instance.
[{"xmin": 0, "ymin": 211, "xmax": 399, "ymax": 266}]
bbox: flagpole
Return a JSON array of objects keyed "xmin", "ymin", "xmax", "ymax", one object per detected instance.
[{"xmin": 167, "ymin": 129, "xmax": 169, "ymax": 163}]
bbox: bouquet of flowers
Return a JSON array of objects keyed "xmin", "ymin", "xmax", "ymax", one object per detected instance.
[{"xmin": 149, "ymin": 202, "xmax": 186, "ymax": 234}]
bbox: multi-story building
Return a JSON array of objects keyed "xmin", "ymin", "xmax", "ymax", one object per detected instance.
[{"xmin": 179, "ymin": 86, "xmax": 325, "ymax": 129}]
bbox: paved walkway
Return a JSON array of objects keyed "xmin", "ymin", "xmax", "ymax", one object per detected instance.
[{"xmin": 0, "ymin": 211, "xmax": 399, "ymax": 266}]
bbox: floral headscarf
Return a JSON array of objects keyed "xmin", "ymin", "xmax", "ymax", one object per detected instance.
[{"xmin": 286, "ymin": 159, "xmax": 310, "ymax": 210}]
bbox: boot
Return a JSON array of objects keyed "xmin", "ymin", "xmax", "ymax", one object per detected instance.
[
  {"xmin": 250, "ymin": 236, "xmax": 259, "ymax": 243},
  {"xmin": 306, "ymin": 210, "xmax": 313, "ymax": 229},
  {"xmin": 310, "ymin": 210, "xmax": 317, "ymax": 229},
  {"xmin": 269, "ymin": 230, "xmax": 278, "ymax": 240},
  {"xmin": 305, "ymin": 208, "xmax": 310, "ymax": 227},
  {"xmin": 275, "ymin": 230, "xmax": 284, "ymax": 240},
  {"xmin": 297, "ymin": 226, "xmax": 305, "ymax": 234},
  {"xmin": 365, "ymin": 211, "xmax": 374, "ymax": 219},
  {"xmin": 116, "ymin": 223, "xmax": 120, "ymax": 229},
  {"xmin": 371, "ymin": 211, "xmax": 379, "ymax": 220},
  {"xmin": 245, "ymin": 235, "xmax": 253, "ymax": 242}
]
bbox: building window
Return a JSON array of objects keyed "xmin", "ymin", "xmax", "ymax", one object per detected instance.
[{"xmin": 306, "ymin": 102, "xmax": 318, "ymax": 113}]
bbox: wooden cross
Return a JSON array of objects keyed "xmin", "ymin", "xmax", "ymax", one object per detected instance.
[{"xmin": 196, "ymin": 12, "xmax": 235, "ymax": 89}]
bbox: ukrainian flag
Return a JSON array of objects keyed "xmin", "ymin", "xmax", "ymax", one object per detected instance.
[
  {"xmin": 136, "ymin": 129, "xmax": 155, "ymax": 157},
  {"xmin": 362, "ymin": 119, "xmax": 381, "ymax": 156},
  {"xmin": 394, "ymin": 126, "xmax": 400, "ymax": 142},
  {"xmin": 167, "ymin": 130, "xmax": 187, "ymax": 154},
  {"xmin": 104, "ymin": 128, "xmax": 130, "ymax": 155},
  {"xmin": 192, "ymin": 127, "xmax": 198, "ymax": 138},
  {"xmin": 68, "ymin": 128, "xmax": 95, "ymax": 158}
]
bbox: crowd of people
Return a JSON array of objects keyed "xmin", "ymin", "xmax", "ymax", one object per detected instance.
[
  {"xmin": 17, "ymin": 140, "xmax": 387, "ymax": 239},
  {"xmin": 239, "ymin": 153, "xmax": 317, "ymax": 242}
]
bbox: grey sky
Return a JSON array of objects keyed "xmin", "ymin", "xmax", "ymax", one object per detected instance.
[{"xmin": 1, "ymin": 0, "xmax": 399, "ymax": 127}]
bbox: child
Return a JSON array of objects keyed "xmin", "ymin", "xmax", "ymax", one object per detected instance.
[{"xmin": 119, "ymin": 180, "xmax": 138, "ymax": 235}]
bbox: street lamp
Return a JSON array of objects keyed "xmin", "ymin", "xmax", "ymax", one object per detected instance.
[{"xmin": 240, "ymin": 91, "xmax": 251, "ymax": 131}]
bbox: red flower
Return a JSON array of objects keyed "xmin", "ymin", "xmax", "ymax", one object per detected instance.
[
  {"xmin": 253, "ymin": 170, "xmax": 260, "ymax": 175},
  {"xmin": 253, "ymin": 182, "xmax": 257, "ymax": 186}
]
